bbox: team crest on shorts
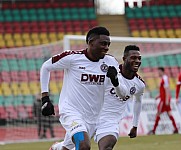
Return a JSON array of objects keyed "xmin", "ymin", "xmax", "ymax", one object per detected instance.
[
  {"xmin": 100, "ymin": 63, "xmax": 108, "ymax": 72},
  {"xmin": 130, "ymin": 86, "xmax": 136, "ymax": 95}
]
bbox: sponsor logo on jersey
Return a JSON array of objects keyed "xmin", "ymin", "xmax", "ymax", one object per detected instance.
[
  {"xmin": 110, "ymin": 88, "xmax": 130, "ymax": 101},
  {"xmin": 71, "ymin": 121, "xmax": 78, "ymax": 127},
  {"xmin": 79, "ymin": 66, "xmax": 86, "ymax": 69},
  {"xmin": 70, "ymin": 121, "xmax": 82, "ymax": 132},
  {"xmin": 81, "ymin": 74, "xmax": 105, "ymax": 85},
  {"xmin": 130, "ymin": 86, "xmax": 136, "ymax": 95},
  {"xmin": 100, "ymin": 63, "xmax": 108, "ymax": 72}
]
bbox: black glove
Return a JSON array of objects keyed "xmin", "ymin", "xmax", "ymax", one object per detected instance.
[
  {"xmin": 106, "ymin": 66, "xmax": 119, "ymax": 87},
  {"xmin": 41, "ymin": 96, "xmax": 55, "ymax": 116}
]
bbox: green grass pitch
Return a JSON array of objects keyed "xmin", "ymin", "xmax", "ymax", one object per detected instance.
[{"xmin": 1, "ymin": 134, "xmax": 180, "ymax": 150}]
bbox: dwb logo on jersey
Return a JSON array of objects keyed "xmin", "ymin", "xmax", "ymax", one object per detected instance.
[{"xmin": 81, "ymin": 74, "xmax": 105, "ymax": 85}]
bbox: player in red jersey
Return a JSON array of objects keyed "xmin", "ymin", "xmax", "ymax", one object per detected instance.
[
  {"xmin": 148, "ymin": 67, "xmax": 178, "ymax": 135},
  {"xmin": 176, "ymin": 72, "xmax": 181, "ymax": 104}
]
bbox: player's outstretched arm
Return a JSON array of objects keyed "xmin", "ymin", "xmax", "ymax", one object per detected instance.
[{"xmin": 129, "ymin": 94, "xmax": 142, "ymax": 138}]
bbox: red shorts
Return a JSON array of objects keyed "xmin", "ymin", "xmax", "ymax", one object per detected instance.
[{"xmin": 157, "ymin": 101, "xmax": 171, "ymax": 113}]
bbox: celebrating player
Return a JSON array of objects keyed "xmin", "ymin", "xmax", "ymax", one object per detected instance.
[
  {"xmin": 40, "ymin": 26, "xmax": 119, "ymax": 150},
  {"xmin": 148, "ymin": 67, "xmax": 178, "ymax": 135},
  {"xmin": 94, "ymin": 45, "xmax": 145, "ymax": 150}
]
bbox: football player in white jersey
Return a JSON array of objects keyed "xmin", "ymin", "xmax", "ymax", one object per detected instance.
[
  {"xmin": 40, "ymin": 26, "xmax": 119, "ymax": 150},
  {"xmin": 94, "ymin": 45, "xmax": 145, "ymax": 150}
]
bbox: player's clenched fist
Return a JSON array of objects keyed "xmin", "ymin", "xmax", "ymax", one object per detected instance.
[
  {"xmin": 41, "ymin": 96, "xmax": 55, "ymax": 116},
  {"xmin": 106, "ymin": 66, "xmax": 119, "ymax": 87},
  {"xmin": 128, "ymin": 127, "xmax": 137, "ymax": 138}
]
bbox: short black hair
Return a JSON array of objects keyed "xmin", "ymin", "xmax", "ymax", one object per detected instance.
[
  {"xmin": 158, "ymin": 67, "xmax": 164, "ymax": 72},
  {"xmin": 86, "ymin": 26, "xmax": 110, "ymax": 44},
  {"xmin": 123, "ymin": 45, "xmax": 140, "ymax": 56}
]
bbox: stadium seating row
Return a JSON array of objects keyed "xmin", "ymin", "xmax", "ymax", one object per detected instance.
[
  {"xmin": 0, "ymin": 8, "xmax": 96, "ymax": 22},
  {"xmin": 1, "ymin": 1, "xmax": 94, "ymax": 9},
  {"xmin": 125, "ymin": 0, "xmax": 181, "ymax": 7},
  {"xmin": 129, "ymin": 17, "xmax": 181, "ymax": 31},
  {"xmin": 141, "ymin": 54, "xmax": 181, "ymax": 68},
  {"xmin": 0, "ymin": 1, "xmax": 98, "ymax": 48},
  {"xmin": 131, "ymin": 29, "xmax": 181, "ymax": 38},
  {"xmin": 126, "ymin": 5, "xmax": 181, "ymax": 19},
  {"xmin": 0, "ymin": 20, "xmax": 97, "ymax": 33},
  {"xmin": 125, "ymin": 4, "xmax": 181, "ymax": 38}
]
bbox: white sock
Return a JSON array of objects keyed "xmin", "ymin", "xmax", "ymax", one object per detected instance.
[{"xmin": 51, "ymin": 141, "xmax": 63, "ymax": 150}]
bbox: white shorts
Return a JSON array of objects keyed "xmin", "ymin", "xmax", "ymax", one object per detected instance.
[
  {"xmin": 59, "ymin": 113, "xmax": 96, "ymax": 149},
  {"xmin": 94, "ymin": 120, "xmax": 119, "ymax": 143}
]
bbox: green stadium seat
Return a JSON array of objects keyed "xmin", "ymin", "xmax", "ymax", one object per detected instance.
[
  {"xmin": 62, "ymin": 8, "xmax": 71, "ymax": 20},
  {"xmin": 12, "ymin": 9, "xmax": 20, "ymax": 18},
  {"xmin": 18, "ymin": 59, "xmax": 27, "ymax": 71},
  {"xmin": 36, "ymin": 8, "xmax": 45, "ymax": 15},
  {"xmin": 152, "ymin": 11, "xmax": 160, "ymax": 18},
  {"xmin": 175, "ymin": 54, "xmax": 181, "ymax": 66},
  {"xmin": 13, "ymin": 15, "xmax": 22, "ymax": 22},
  {"xmin": 165, "ymin": 55, "xmax": 177, "ymax": 66},
  {"xmin": 1, "ymin": 60, "xmax": 10, "ymax": 71},
  {"xmin": 23, "ymin": 95, "xmax": 34, "ymax": 106},
  {"xmin": 0, "ymin": 15, "xmax": 5, "ymax": 22},
  {"xmin": 29, "ymin": 9, "xmax": 36, "ymax": 16},
  {"xmin": 9, "ymin": 59, "xmax": 19, "ymax": 71},
  {"xmin": 54, "ymin": 8, "xmax": 62, "ymax": 15},
  {"xmin": 3, "ymin": 96, "xmax": 13, "ymax": 106},
  {"xmin": 0, "ymin": 96, "xmax": 4, "ymax": 106},
  {"xmin": 3, "ymin": 9, "xmax": 11, "ymax": 16},
  {"xmin": 20, "ymin": 9, "xmax": 28, "ymax": 15},
  {"xmin": 156, "ymin": 55, "xmax": 166, "ymax": 67},
  {"xmin": 29, "ymin": 14, "xmax": 38, "ymax": 21},
  {"xmin": 79, "ymin": 8, "xmax": 88, "ymax": 20},
  {"xmin": 22, "ymin": 13, "xmax": 29, "ymax": 21},
  {"xmin": 4, "ymin": 15, "xmax": 13, "ymax": 22},
  {"xmin": 13, "ymin": 96, "xmax": 23, "ymax": 106},
  {"xmin": 87, "ymin": 8, "xmax": 96, "ymax": 20},
  {"xmin": 168, "ymin": 10, "xmax": 177, "ymax": 17},
  {"xmin": 46, "ymin": 13, "xmax": 55, "ymax": 21},
  {"xmin": 158, "ymin": 5, "xmax": 166, "ymax": 12},
  {"xmin": 52, "ymin": 94, "xmax": 59, "ymax": 104},
  {"xmin": 38, "ymin": 13, "xmax": 46, "ymax": 21},
  {"xmin": 35, "ymin": 59, "xmax": 44, "ymax": 69},
  {"xmin": 55, "ymin": 13, "xmax": 63, "ymax": 21},
  {"xmin": 150, "ymin": 5, "xmax": 159, "ymax": 12},
  {"xmin": 70, "ymin": 8, "xmax": 79, "ymax": 20},
  {"xmin": 148, "ymin": 57, "xmax": 157, "ymax": 67},
  {"xmin": 27, "ymin": 59, "xmax": 36, "ymax": 70},
  {"xmin": 150, "ymin": 90, "xmax": 158, "ymax": 98},
  {"xmin": 141, "ymin": 58, "xmax": 149, "ymax": 67},
  {"xmin": 45, "ymin": 8, "xmax": 53, "ymax": 15}
]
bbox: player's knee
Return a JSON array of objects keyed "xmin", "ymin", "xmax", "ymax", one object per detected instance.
[
  {"xmin": 79, "ymin": 142, "xmax": 90, "ymax": 150},
  {"xmin": 73, "ymin": 132, "xmax": 90, "ymax": 150}
]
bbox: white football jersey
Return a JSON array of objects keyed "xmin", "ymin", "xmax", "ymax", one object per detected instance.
[
  {"xmin": 40, "ymin": 49, "xmax": 119, "ymax": 124},
  {"xmin": 98, "ymin": 66, "xmax": 145, "ymax": 124}
]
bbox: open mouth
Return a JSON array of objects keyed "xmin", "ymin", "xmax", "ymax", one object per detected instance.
[{"xmin": 133, "ymin": 65, "xmax": 139, "ymax": 70}]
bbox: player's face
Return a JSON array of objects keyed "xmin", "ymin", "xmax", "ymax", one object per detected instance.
[
  {"xmin": 124, "ymin": 50, "xmax": 141, "ymax": 73},
  {"xmin": 158, "ymin": 69, "xmax": 163, "ymax": 77},
  {"xmin": 90, "ymin": 35, "xmax": 110, "ymax": 60}
]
